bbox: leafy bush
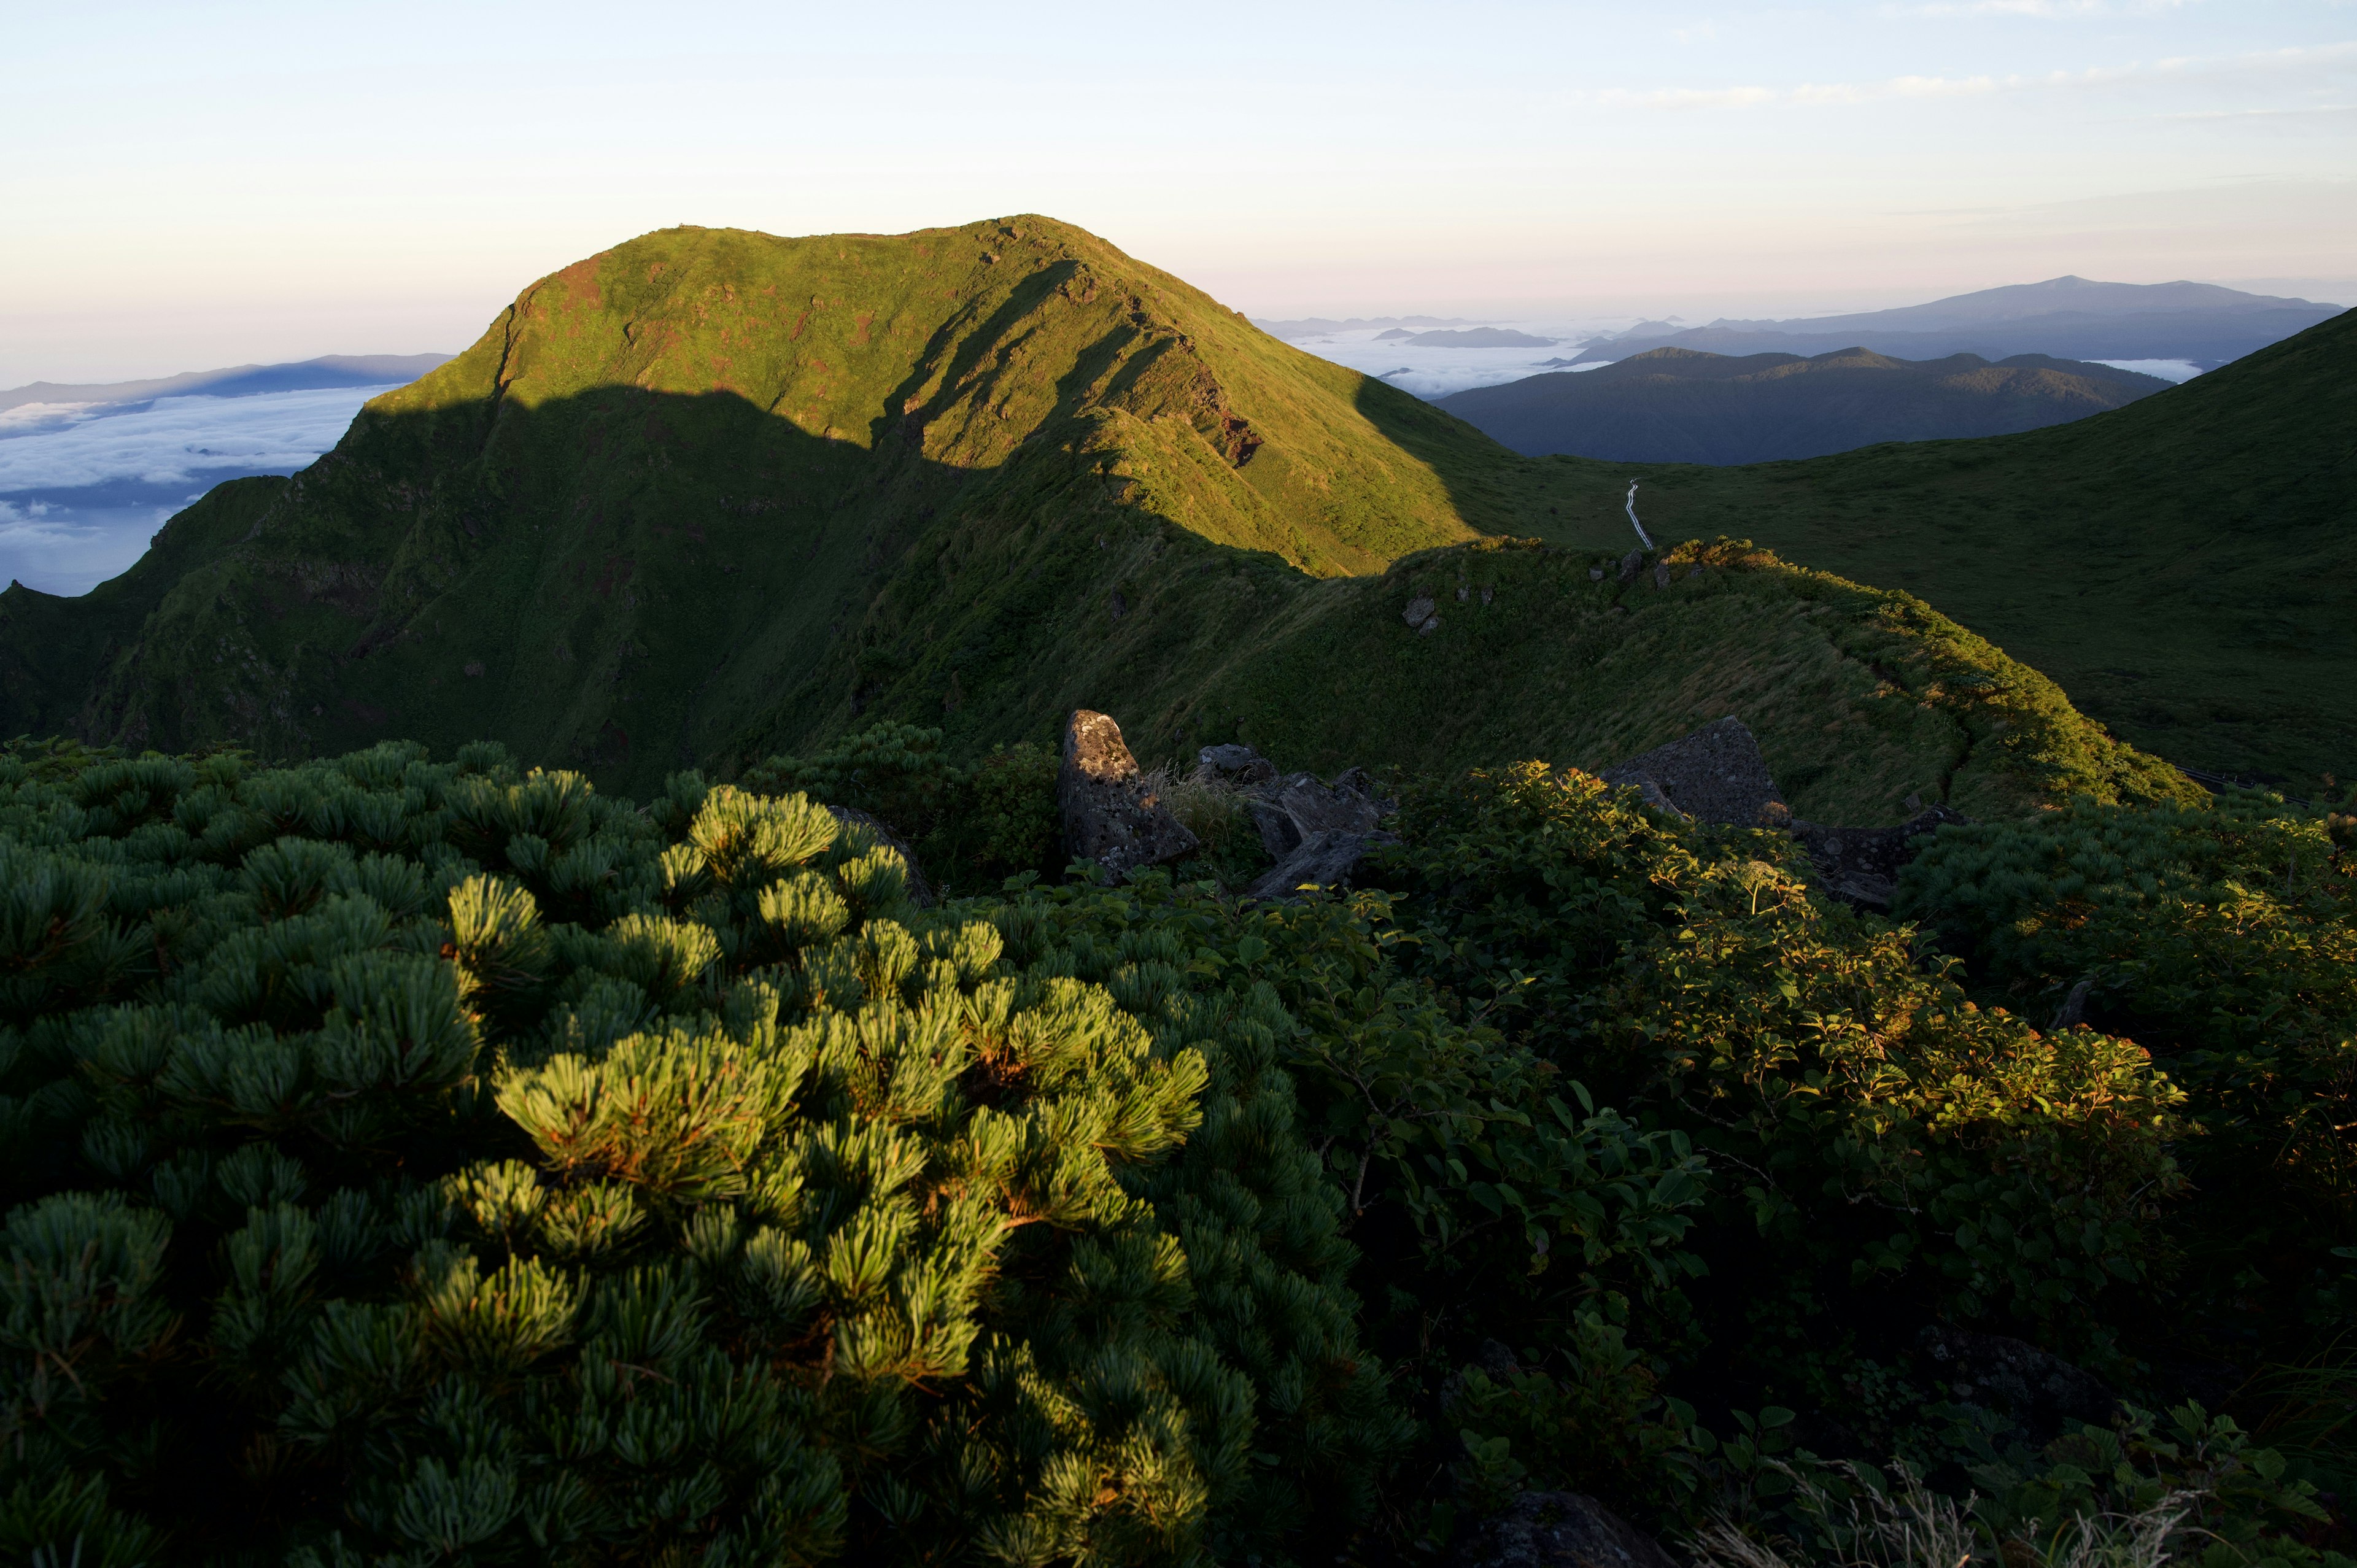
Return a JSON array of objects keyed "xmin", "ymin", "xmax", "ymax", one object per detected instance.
[
  {"xmin": 1898, "ymin": 793, "xmax": 2355, "ymax": 1272},
  {"xmin": 1370, "ymin": 762, "xmax": 2185, "ymax": 1343},
  {"xmin": 3, "ymin": 734, "xmax": 2347, "ymax": 1565}
]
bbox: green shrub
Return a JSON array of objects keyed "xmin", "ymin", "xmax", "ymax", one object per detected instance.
[
  {"xmin": 741, "ymin": 722, "xmax": 1060, "ymax": 894},
  {"xmin": 0, "ymin": 742, "xmax": 1391, "ymax": 1565},
  {"xmin": 1898, "ymin": 792, "xmax": 2355, "ymax": 1269}
]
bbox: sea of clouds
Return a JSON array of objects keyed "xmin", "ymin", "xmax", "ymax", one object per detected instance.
[
  {"xmin": 0, "ymin": 384, "xmax": 390, "ymax": 595},
  {"xmin": 1273, "ymin": 322, "xmax": 1631, "ymax": 400}
]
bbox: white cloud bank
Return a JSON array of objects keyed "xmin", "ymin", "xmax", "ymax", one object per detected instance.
[
  {"xmin": 0, "ymin": 384, "xmax": 390, "ymax": 595},
  {"xmin": 0, "ymin": 384, "xmax": 391, "ymax": 492}
]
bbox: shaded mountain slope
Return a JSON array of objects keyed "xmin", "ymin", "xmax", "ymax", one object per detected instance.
[
  {"xmin": 0, "ymin": 218, "xmax": 1516, "ymax": 794},
  {"xmin": 1436, "ymin": 346, "xmax": 2165, "ymax": 464},
  {"xmin": 1502, "ymin": 307, "xmax": 2357, "ymax": 789},
  {"xmin": 0, "ymin": 218, "xmax": 2198, "ymax": 824}
]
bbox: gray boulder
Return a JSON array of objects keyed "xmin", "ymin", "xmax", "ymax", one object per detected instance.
[
  {"xmin": 1058, "ymin": 710, "xmax": 1199, "ymax": 879},
  {"xmin": 1787, "ymin": 805, "xmax": 1970, "ymax": 910},
  {"xmin": 1247, "ymin": 828, "xmax": 1399, "ymax": 901},
  {"xmin": 1919, "ymin": 1324, "xmax": 2115, "ymax": 1448},
  {"xmin": 1453, "ymin": 1492, "xmax": 1679, "ymax": 1568},
  {"xmin": 1275, "ymin": 770, "xmax": 1388, "ymax": 837},
  {"xmin": 1193, "ymin": 743, "xmax": 1277, "ymax": 789},
  {"xmin": 1248, "ymin": 800, "xmax": 1302, "ymax": 860},
  {"xmin": 1600, "ymin": 716, "xmax": 1786, "ymax": 827},
  {"xmin": 1598, "ymin": 719, "xmax": 1969, "ymax": 907}
]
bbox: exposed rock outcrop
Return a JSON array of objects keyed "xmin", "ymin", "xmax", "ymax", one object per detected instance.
[
  {"xmin": 1192, "ymin": 741, "xmax": 1398, "ymax": 899},
  {"xmin": 1601, "ymin": 715, "xmax": 1786, "ymax": 827},
  {"xmin": 1247, "ymin": 827, "xmax": 1400, "ymax": 900},
  {"xmin": 1058, "ymin": 710, "xmax": 1199, "ymax": 879},
  {"xmin": 1453, "ymin": 1492, "xmax": 1680, "ymax": 1568},
  {"xmin": 1786, "ymin": 805, "xmax": 1972, "ymax": 909},
  {"xmin": 1599, "ymin": 717, "xmax": 1967, "ymax": 909}
]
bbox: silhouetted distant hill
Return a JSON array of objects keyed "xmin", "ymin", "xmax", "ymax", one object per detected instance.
[
  {"xmin": 0, "ymin": 353, "xmax": 452, "ymax": 412},
  {"xmin": 1437, "ymin": 346, "xmax": 2167, "ymax": 463},
  {"xmin": 1251, "ymin": 315, "xmax": 1470, "ymax": 338},
  {"xmin": 1565, "ymin": 277, "xmax": 2343, "ymax": 368}
]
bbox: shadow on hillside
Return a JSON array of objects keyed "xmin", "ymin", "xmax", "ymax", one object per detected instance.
[{"xmin": 0, "ymin": 376, "xmax": 1318, "ymax": 794}]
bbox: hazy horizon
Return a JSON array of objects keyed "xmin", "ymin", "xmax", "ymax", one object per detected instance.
[{"xmin": 5, "ymin": 1, "xmax": 2351, "ymax": 388}]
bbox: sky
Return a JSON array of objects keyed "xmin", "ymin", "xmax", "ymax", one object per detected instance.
[{"xmin": 3, "ymin": 0, "xmax": 2353, "ymax": 387}]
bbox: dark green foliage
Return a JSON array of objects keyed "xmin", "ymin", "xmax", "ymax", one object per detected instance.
[
  {"xmin": 1354, "ymin": 760, "xmax": 2350, "ymax": 1561},
  {"xmin": 0, "ymin": 741, "xmax": 1398, "ymax": 1566},
  {"xmin": 1899, "ymin": 791, "xmax": 2357, "ymax": 1340},
  {"xmin": 742, "ymin": 722, "xmax": 1061, "ymax": 895},
  {"xmin": 3, "ymin": 728, "xmax": 2347, "ymax": 1566},
  {"xmin": 1372, "ymin": 762, "xmax": 2185, "ymax": 1339}
]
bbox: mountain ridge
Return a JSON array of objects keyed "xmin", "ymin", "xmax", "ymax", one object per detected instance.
[
  {"xmin": 1436, "ymin": 344, "xmax": 2167, "ymax": 465},
  {"xmin": 1569, "ymin": 275, "xmax": 2343, "ymax": 368},
  {"xmin": 0, "ymin": 217, "xmax": 2190, "ymax": 826}
]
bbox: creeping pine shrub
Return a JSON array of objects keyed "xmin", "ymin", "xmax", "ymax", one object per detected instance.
[
  {"xmin": 0, "ymin": 741, "xmax": 1391, "ymax": 1566},
  {"xmin": 968, "ymin": 868, "xmax": 1712, "ymax": 1525},
  {"xmin": 741, "ymin": 722, "xmax": 1059, "ymax": 894}
]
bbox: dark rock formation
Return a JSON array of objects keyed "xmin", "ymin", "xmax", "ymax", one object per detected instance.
[
  {"xmin": 1058, "ymin": 710, "xmax": 1199, "ymax": 879},
  {"xmin": 1247, "ymin": 827, "xmax": 1399, "ymax": 900},
  {"xmin": 1599, "ymin": 718, "xmax": 1967, "ymax": 908},
  {"xmin": 1786, "ymin": 805, "xmax": 1970, "ymax": 909},
  {"xmin": 1617, "ymin": 550, "xmax": 1643, "ymax": 584},
  {"xmin": 1919, "ymin": 1325, "xmax": 2115, "ymax": 1448},
  {"xmin": 1454, "ymin": 1492, "xmax": 1680, "ymax": 1568},
  {"xmin": 1193, "ymin": 743, "xmax": 1277, "ymax": 789},
  {"xmin": 1188, "ymin": 741, "xmax": 1398, "ymax": 898},
  {"xmin": 1600, "ymin": 716, "xmax": 1786, "ymax": 827}
]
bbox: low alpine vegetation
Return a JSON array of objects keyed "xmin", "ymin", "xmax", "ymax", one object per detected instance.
[{"xmin": 1, "ymin": 737, "xmax": 2349, "ymax": 1567}]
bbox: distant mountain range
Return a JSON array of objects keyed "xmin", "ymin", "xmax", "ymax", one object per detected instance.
[
  {"xmin": 1249, "ymin": 315, "xmax": 1469, "ymax": 338},
  {"xmin": 1566, "ymin": 277, "xmax": 2343, "ymax": 369},
  {"xmin": 1437, "ymin": 346, "xmax": 2168, "ymax": 465},
  {"xmin": 1379, "ymin": 327, "xmax": 1556, "ymax": 347},
  {"xmin": 0, "ymin": 353, "xmax": 452, "ymax": 413}
]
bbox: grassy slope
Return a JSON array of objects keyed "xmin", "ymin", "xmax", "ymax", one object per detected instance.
[
  {"xmin": 829, "ymin": 514, "xmax": 2193, "ymax": 825},
  {"xmin": 0, "ymin": 218, "xmax": 2195, "ymax": 822},
  {"xmin": 1437, "ymin": 348, "xmax": 2165, "ymax": 465},
  {"xmin": 1496, "ymin": 309, "xmax": 2357, "ymax": 789},
  {"xmin": 4, "ymin": 219, "xmax": 1511, "ymax": 793}
]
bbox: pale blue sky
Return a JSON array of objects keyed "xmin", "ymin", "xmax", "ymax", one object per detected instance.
[{"xmin": 3, "ymin": 0, "xmax": 2351, "ymax": 384}]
